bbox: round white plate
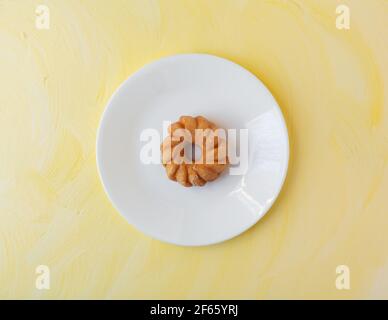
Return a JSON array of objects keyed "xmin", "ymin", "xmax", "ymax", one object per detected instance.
[{"xmin": 97, "ymin": 54, "xmax": 289, "ymax": 246}]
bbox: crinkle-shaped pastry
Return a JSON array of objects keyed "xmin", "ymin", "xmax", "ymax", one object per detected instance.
[{"xmin": 161, "ymin": 115, "xmax": 228, "ymax": 187}]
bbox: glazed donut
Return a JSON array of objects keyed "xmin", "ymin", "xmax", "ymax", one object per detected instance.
[{"xmin": 161, "ymin": 115, "xmax": 228, "ymax": 187}]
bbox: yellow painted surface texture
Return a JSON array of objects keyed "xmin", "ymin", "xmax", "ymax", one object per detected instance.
[{"xmin": 0, "ymin": 0, "xmax": 388, "ymax": 299}]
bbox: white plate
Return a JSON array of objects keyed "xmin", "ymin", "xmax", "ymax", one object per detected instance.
[{"xmin": 97, "ymin": 54, "xmax": 289, "ymax": 246}]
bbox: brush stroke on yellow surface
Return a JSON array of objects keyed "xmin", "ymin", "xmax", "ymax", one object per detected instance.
[{"xmin": 0, "ymin": 0, "xmax": 387, "ymax": 299}]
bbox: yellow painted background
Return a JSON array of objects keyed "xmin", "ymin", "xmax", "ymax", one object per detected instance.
[{"xmin": 0, "ymin": 0, "xmax": 387, "ymax": 299}]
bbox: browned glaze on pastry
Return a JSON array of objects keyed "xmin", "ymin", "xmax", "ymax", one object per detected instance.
[{"xmin": 161, "ymin": 115, "xmax": 228, "ymax": 187}]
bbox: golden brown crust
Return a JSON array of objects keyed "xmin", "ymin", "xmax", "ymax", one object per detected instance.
[
  {"xmin": 192, "ymin": 164, "xmax": 219, "ymax": 181},
  {"xmin": 168, "ymin": 122, "xmax": 183, "ymax": 134},
  {"xmin": 165, "ymin": 163, "xmax": 179, "ymax": 180},
  {"xmin": 176, "ymin": 163, "xmax": 192, "ymax": 187},
  {"xmin": 187, "ymin": 165, "xmax": 206, "ymax": 186},
  {"xmin": 161, "ymin": 115, "xmax": 228, "ymax": 187}
]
